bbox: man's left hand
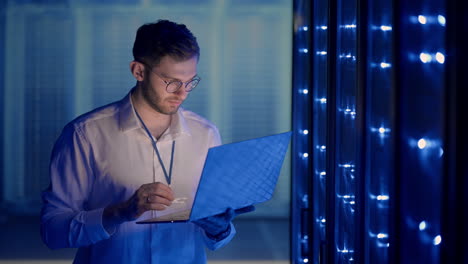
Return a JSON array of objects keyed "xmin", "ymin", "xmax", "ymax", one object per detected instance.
[{"xmin": 193, "ymin": 205, "xmax": 255, "ymax": 241}]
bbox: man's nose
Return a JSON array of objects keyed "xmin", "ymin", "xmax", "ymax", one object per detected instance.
[{"xmin": 174, "ymin": 87, "xmax": 188, "ymax": 99}]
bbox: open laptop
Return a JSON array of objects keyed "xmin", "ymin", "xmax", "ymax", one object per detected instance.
[{"xmin": 136, "ymin": 131, "xmax": 292, "ymax": 224}]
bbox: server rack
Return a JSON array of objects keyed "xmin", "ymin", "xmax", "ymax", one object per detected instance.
[{"xmin": 291, "ymin": 0, "xmax": 467, "ymax": 263}]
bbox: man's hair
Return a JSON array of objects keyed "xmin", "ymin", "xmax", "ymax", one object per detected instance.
[{"xmin": 132, "ymin": 20, "xmax": 200, "ymax": 67}]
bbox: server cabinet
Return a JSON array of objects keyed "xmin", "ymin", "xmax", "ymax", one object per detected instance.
[{"xmin": 291, "ymin": 0, "xmax": 466, "ymax": 263}]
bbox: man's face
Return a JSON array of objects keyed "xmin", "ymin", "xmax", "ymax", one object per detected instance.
[{"xmin": 140, "ymin": 55, "xmax": 198, "ymax": 115}]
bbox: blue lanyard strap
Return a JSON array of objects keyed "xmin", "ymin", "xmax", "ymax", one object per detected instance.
[{"xmin": 134, "ymin": 109, "xmax": 175, "ymax": 185}]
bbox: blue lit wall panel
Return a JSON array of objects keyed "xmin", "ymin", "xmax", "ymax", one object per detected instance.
[
  {"xmin": 292, "ymin": 0, "xmax": 464, "ymax": 263},
  {"xmin": 293, "ymin": 0, "xmax": 330, "ymax": 262}
]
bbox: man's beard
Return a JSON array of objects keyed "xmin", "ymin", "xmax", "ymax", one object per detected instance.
[{"xmin": 141, "ymin": 81, "xmax": 179, "ymax": 115}]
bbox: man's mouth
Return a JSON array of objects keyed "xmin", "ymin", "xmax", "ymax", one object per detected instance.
[{"xmin": 167, "ymin": 99, "xmax": 182, "ymax": 106}]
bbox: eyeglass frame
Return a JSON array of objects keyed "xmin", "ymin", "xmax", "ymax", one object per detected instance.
[{"xmin": 136, "ymin": 60, "xmax": 201, "ymax": 93}]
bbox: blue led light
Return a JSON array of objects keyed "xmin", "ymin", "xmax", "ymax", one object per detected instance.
[
  {"xmin": 409, "ymin": 138, "xmax": 442, "ymax": 154},
  {"xmin": 342, "ymin": 107, "xmax": 357, "ymax": 119},
  {"xmin": 317, "ymin": 145, "xmax": 326, "ymax": 152},
  {"xmin": 418, "ymin": 15, "xmax": 427, "ymax": 24},
  {"xmin": 303, "ymin": 258, "xmax": 309, "ymax": 263},
  {"xmin": 377, "ymin": 233, "xmax": 388, "ymax": 239},
  {"xmin": 377, "ymin": 195, "xmax": 389, "ymax": 201},
  {"xmin": 339, "ymin": 53, "xmax": 357, "ymax": 61},
  {"xmin": 380, "ymin": 62, "xmax": 392, "ymax": 69},
  {"xmin": 302, "ymin": 153, "xmax": 309, "ymax": 158},
  {"xmin": 301, "ymin": 26, "xmax": 309, "ymax": 31},
  {"xmin": 420, "ymin": 53, "xmax": 432, "ymax": 63},
  {"xmin": 300, "ymin": 89, "xmax": 309, "ymax": 95},
  {"xmin": 317, "ymin": 25, "xmax": 328, "ymax": 30},
  {"xmin": 342, "ymin": 24, "xmax": 357, "ymax": 29},
  {"xmin": 299, "ymin": 48, "xmax": 309, "ymax": 53},
  {"xmin": 419, "ymin": 221, "xmax": 427, "ymax": 231},
  {"xmin": 316, "ymin": 51, "xmax": 327, "ymax": 55},
  {"xmin": 438, "ymin": 15, "xmax": 446, "ymax": 26},
  {"xmin": 380, "ymin": 25, "xmax": 392, "ymax": 31},
  {"xmin": 302, "ymin": 129, "xmax": 309, "ymax": 135},
  {"xmin": 316, "ymin": 217, "xmax": 327, "ymax": 224},
  {"xmin": 435, "ymin": 52, "xmax": 445, "ymax": 64},
  {"xmin": 318, "ymin": 171, "xmax": 326, "ymax": 178},
  {"xmin": 315, "ymin": 97, "xmax": 327, "ymax": 104},
  {"xmin": 433, "ymin": 235, "xmax": 442, "ymax": 246},
  {"xmin": 372, "ymin": 125, "xmax": 391, "ymax": 146},
  {"xmin": 417, "ymin": 138, "xmax": 427, "ymax": 149},
  {"xmin": 337, "ymin": 248, "xmax": 355, "ymax": 254}
]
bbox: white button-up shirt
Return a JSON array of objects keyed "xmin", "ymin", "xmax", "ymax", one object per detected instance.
[{"xmin": 41, "ymin": 89, "xmax": 235, "ymax": 264}]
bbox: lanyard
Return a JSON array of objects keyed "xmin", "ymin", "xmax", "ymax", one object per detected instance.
[{"xmin": 134, "ymin": 109, "xmax": 175, "ymax": 185}]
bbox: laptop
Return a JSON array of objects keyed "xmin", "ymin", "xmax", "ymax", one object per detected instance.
[{"xmin": 136, "ymin": 131, "xmax": 292, "ymax": 224}]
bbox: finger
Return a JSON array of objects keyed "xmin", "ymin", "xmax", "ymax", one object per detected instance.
[
  {"xmin": 146, "ymin": 195, "xmax": 173, "ymax": 206},
  {"xmin": 146, "ymin": 183, "xmax": 175, "ymax": 201},
  {"xmin": 145, "ymin": 202, "xmax": 169, "ymax": 211},
  {"xmin": 153, "ymin": 188, "xmax": 175, "ymax": 201},
  {"xmin": 149, "ymin": 182, "xmax": 173, "ymax": 194},
  {"xmin": 138, "ymin": 183, "xmax": 174, "ymax": 201}
]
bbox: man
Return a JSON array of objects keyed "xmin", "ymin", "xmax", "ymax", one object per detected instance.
[{"xmin": 41, "ymin": 20, "xmax": 253, "ymax": 264}]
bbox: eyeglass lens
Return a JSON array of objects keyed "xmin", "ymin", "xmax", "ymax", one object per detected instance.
[{"xmin": 166, "ymin": 78, "xmax": 200, "ymax": 93}]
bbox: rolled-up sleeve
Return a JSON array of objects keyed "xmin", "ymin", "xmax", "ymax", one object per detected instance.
[{"xmin": 40, "ymin": 124, "xmax": 110, "ymax": 249}]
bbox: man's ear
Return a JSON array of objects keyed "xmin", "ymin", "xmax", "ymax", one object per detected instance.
[{"xmin": 130, "ymin": 61, "xmax": 145, "ymax": 81}]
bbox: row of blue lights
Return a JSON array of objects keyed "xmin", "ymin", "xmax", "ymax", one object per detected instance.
[
  {"xmin": 298, "ymin": 23, "xmax": 394, "ymax": 55},
  {"xmin": 297, "ymin": 17, "xmax": 415, "ymax": 264},
  {"xmin": 418, "ymin": 221, "xmax": 442, "ymax": 245},
  {"xmin": 299, "ymin": 18, "xmax": 322, "ymax": 166},
  {"xmin": 411, "ymin": 15, "xmax": 446, "ymax": 26},
  {"xmin": 298, "ymin": 15, "xmax": 329, "ymax": 264},
  {"xmin": 297, "ymin": 19, "xmax": 312, "ymax": 264},
  {"xmin": 335, "ymin": 15, "xmax": 359, "ymax": 261},
  {"xmin": 369, "ymin": 231, "xmax": 390, "ymax": 248},
  {"xmin": 406, "ymin": 9, "xmax": 446, "ymax": 252},
  {"xmin": 314, "ymin": 24, "xmax": 394, "ymax": 31},
  {"xmin": 366, "ymin": 2, "xmax": 394, "ymax": 259},
  {"xmin": 420, "ymin": 52, "xmax": 445, "ymax": 64}
]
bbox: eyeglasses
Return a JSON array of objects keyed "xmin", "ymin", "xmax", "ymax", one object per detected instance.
[{"xmin": 138, "ymin": 61, "xmax": 201, "ymax": 93}]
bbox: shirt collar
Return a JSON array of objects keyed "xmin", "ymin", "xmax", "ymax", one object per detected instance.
[
  {"xmin": 119, "ymin": 88, "xmax": 192, "ymax": 141},
  {"xmin": 160, "ymin": 108, "xmax": 192, "ymax": 141}
]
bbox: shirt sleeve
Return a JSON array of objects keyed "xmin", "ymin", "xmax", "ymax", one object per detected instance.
[
  {"xmin": 209, "ymin": 125, "xmax": 222, "ymax": 148},
  {"xmin": 40, "ymin": 123, "xmax": 111, "ymax": 249},
  {"xmin": 202, "ymin": 222, "xmax": 236, "ymax": 251}
]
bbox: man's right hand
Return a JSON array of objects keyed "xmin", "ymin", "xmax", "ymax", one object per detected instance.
[{"xmin": 102, "ymin": 182, "xmax": 174, "ymax": 233}]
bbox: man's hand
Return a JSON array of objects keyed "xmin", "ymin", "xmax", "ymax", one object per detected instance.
[
  {"xmin": 193, "ymin": 205, "xmax": 255, "ymax": 241},
  {"xmin": 103, "ymin": 182, "xmax": 174, "ymax": 232}
]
